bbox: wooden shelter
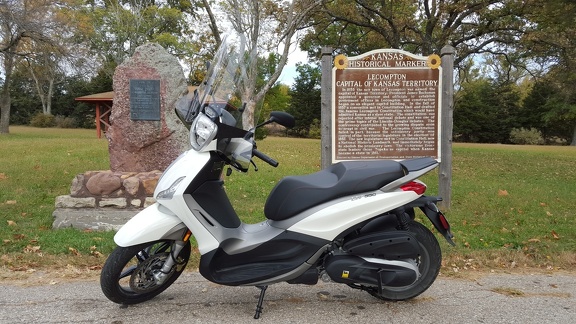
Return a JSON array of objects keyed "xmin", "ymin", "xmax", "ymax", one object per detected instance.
[
  {"xmin": 75, "ymin": 86, "xmax": 201, "ymax": 138},
  {"xmin": 75, "ymin": 91, "xmax": 113, "ymax": 139}
]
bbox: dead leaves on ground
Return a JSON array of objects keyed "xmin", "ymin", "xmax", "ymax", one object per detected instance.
[
  {"xmin": 494, "ymin": 190, "xmax": 562, "ymax": 243},
  {"xmin": 68, "ymin": 245, "xmax": 103, "ymax": 258},
  {"xmin": 24, "ymin": 245, "xmax": 42, "ymax": 254}
]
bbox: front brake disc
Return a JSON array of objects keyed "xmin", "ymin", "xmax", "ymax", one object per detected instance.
[{"xmin": 129, "ymin": 252, "xmax": 171, "ymax": 293}]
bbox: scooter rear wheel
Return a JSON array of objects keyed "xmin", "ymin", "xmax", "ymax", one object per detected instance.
[
  {"xmin": 100, "ymin": 240, "xmax": 191, "ymax": 304},
  {"xmin": 368, "ymin": 221, "xmax": 441, "ymax": 301}
]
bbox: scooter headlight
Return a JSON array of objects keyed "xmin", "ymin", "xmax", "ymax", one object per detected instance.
[
  {"xmin": 156, "ymin": 176, "xmax": 186, "ymax": 200},
  {"xmin": 190, "ymin": 112, "xmax": 217, "ymax": 150}
]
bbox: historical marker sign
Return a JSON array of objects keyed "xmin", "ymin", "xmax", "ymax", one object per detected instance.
[
  {"xmin": 332, "ymin": 49, "xmax": 442, "ymax": 162},
  {"xmin": 130, "ymin": 79, "xmax": 161, "ymax": 121}
]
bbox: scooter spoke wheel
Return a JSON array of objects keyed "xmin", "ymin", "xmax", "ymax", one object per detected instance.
[
  {"xmin": 100, "ymin": 240, "xmax": 191, "ymax": 304},
  {"xmin": 370, "ymin": 221, "xmax": 441, "ymax": 301}
]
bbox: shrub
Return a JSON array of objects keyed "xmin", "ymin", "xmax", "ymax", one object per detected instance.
[
  {"xmin": 30, "ymin": 113, "xmax": 55, "ymax": 128},
  {"xmin": 509, "ymin": 128, "xmax": 544, "ymax": 145},
  {"xmin": 308, "ymin": 118, "xmax": 321, "ymax": 139},
  {"xmin": 255, "ymin": 127, "xmax": 268, "ymax": 140},
  {"xmin": 54, "ymin": 115, "xmax": 79, "ymax": 128}
]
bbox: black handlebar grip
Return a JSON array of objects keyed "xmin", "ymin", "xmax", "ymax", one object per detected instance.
[{"xmin": 253, "ymin": 149, "xmax": 279, "ymax": 167}]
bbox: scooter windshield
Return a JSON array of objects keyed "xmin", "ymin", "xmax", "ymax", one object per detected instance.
[{"xmin": 175, "ymin": 33, "xmax": 256, "ymax": 131}]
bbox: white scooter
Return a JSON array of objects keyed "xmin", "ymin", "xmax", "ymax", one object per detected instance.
[{"xmin": 100, "ymin": 34, "xmax": 454, "ymax": 319}]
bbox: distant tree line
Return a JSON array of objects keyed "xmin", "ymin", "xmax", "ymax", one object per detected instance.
[{"xmin": 1, "ymin": 0, "xmax": 574, "ymax": 144}]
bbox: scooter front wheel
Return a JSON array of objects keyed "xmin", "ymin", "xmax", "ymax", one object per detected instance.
[{"xmin": 100, "ymin": 240, "xmax": 191, "ymax": 304}]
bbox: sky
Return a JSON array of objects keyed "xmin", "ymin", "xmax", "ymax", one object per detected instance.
[{"xmin": 277, "ymin": 46, "xmax": 310, "ymax": 87}]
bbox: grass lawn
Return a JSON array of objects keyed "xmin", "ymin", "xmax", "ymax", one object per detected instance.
[{"xmin": 1, "ymin": 126, "xmax": 575, "ymax": 276}]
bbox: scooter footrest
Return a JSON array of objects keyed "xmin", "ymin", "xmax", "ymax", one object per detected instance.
[{"xmin": 212, "ymin": 263, "xmax": 290, "ymax": 285}]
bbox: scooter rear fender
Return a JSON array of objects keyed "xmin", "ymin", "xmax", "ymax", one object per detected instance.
[
  {"xmin": 114, "ymin": 203, "xmax": 187, "ymax": 247},
  {"xmin": 405, "ymin": 196, "xmax": 455, "ymax": 246}
]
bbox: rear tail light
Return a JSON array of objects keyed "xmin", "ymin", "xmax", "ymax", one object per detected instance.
[
  {"xmin": 400, "ymin": 181, "xmax": 427, "ymax": 195},
  {"xmin": 438, "ymin": 212, "xmax": 450, "ymax": 230}
]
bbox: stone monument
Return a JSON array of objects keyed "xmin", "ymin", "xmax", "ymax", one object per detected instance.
[
  {"xmin": 53, "ymin": 43, "xmax": 189, "ymax": 230},
  {"xmin": 107, "ymin": 43, "xmax": 189, "ymax": 171}
]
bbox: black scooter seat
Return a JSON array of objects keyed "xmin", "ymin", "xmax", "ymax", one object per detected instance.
[{"xmin": 265, "ymin": 160, "xmax": 408, "ymax": 221}]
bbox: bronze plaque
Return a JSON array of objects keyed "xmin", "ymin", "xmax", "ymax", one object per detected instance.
[
  {"xmin": 130, "ymin": 79, "xmax": 161, "ymax": 121},
  {"xmin": 332, "ymin": 50, "xmax": 442, "ymax": 162}
]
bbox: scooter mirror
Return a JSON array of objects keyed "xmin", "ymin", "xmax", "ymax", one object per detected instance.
[{"xmin": 269, "ymin": 111, "xmax": 295, "ymax": 129}]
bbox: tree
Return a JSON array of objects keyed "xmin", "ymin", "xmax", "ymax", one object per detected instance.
[
  {"xmin": 520, "ymin": 0, "xmax": 576, "ymax": 145},
  {"xmin": 454, "ymin": 76, "xmax": 521, "ymax": 144},
  {"xmin": 23, "ymin": 1, "xmax": 96, "ymax": 117},
  {"xmin": 201, "ymin": 0, "xmax": 321, "ymax": 129},
  {"xmin": 287, "ymin": 63, "xmax": 321, "ymax": 137},
  {"xmin": 519, "ymin": 79, "xmax": 555, "ymax": 140},
  {"xmin": 304, "ymin": 0, "xmax": 533, "ymax": 65},
  {"xmin": 540, "ymin": 69, "xmax": 576, "ymax": 146},
  {"xmin": 8, "ymin": 65, "xmax": 42, "ymax": 124},
  {"xmin": 23, "ymin": 50, "xmax": 62, "ymax": 116},
  {"xmin": 0, "ymin": 0, "xmax": 59, "ymax": 133},
  {"xmin": 77, "ymin": 0, "xmax": 193, "ymax": 77},
  {"xmin": 261, "ymin": 83, "xmax": 291, "ymax": 121}
]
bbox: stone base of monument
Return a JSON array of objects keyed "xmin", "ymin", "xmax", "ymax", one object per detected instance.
[{"xmin": 52, "ymin": 170, "xmax": 161, "ymax": 231}]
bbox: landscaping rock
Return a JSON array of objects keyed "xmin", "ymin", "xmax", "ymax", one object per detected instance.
[
  {"xmin": 55, "ymin": 196, "xmax": 96, "ymax": 208},
  {"xmin": 52, "ymin": 170, "xmax": 160, "ymax": 230},
  {"xmin": 86, "ymin": 171, "xmax": 122, "ymax": 195},
  {"xmin": 123, "ymin": 177, "xmax": 141, "ymax": 196}
]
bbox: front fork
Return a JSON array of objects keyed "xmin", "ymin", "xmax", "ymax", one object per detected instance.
[{"xmin": 153, "ymin": 230, "xmax": 192, "ymax": 284}]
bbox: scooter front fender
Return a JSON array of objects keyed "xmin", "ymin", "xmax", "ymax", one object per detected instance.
[{"xmin": 114, "ymin": 203, "xmax": 187, "ymax": 247}]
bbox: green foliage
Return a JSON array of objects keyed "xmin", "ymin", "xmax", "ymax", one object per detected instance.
[
  {"xmin": 81, "ymin": 0, "xmax": 195, "ymax": 67},
  {"xmin": 304, "ymin": 0, "xmax": 530, "ymax": 64},
  {"xmin": 255, "ymin": 127, "xmax": 268, "ymax": 141},
  {"xmin": 300, "ymin": 17, "xmax": 387, "ymax": 59},
  {"xmin": 8, "ymin": 66, "xmax": 42, "ymax": 125},
  {"xmin": 8, "ymin": 65, "xmax": 104, "ymax": 129},
  {"xmin": 454, "ymin": 78, "xmax": 520, "ymax": 143},
  {"xmin": 287, "ymin": 63, "xmax": 321, "ymax": 138},
  {"xmin": 520, "ymin": 75, "xmax": 576, "ymax": 144},
  {"xmin": 308, "ymin": 119, "xmax": 321, "ymax": 139},
  {"xmin": 509, "ymin": 128, "xmax": 544, "ymax": 145},
  {"xmin": 261, "ymin": 84, "xmax": 291, "ymax": 120},
  {"xmin": 519, "ymin": 80, "xmax": 554, "ymax": 134}
]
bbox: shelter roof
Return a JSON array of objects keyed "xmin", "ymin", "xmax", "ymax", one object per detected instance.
[
  {"xmin": 75, "ymin": 86, "xmax": 198, "ymax": 103},
  {"xmin": 75, "ymin": 91, "xmax": 114, "ymax": 102}
]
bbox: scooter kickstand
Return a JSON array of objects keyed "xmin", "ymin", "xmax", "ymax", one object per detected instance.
[{"xmin": 254, "ymin": 285, "xmax": 268, "ymax": 319}]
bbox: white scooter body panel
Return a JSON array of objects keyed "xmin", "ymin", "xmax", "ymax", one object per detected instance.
[
  {"xmin": 155, "ymin": 149, "xmax": 222, "ymax": 254},
  {"xmin": 114, "ymin": 203, "xmax": 184, "ymax": 247},
  {"xmin": 154, "ymin": 148, "xmax": 211, "ymax": 198},
  {"xmin": 115, "ymin": 149, "xmax": 221, "ymax": 254},
  {"xmin": 288, "ymin": 190, "xmax": 419, "ymax": 240}
]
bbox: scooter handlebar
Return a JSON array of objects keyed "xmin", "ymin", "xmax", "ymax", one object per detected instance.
[{"xmin": 253, "ymin": 149, "xmax": 279, "ymax": 167}]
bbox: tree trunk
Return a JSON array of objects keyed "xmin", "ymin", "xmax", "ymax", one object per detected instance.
[
  {"xmin": 242, "ymin": 99, "xmax": 257, "ymax": 130},
  {"xmin": 571, "ymin": 124, "xmax": 576, "ymax": 146},
  {"xmin": 0, "ymin": 53, "xmax": 14, "ymax": 134},
  {"xmin": 46, "ymin": 78, "xmax": 54, "ymax": 115},
  {"xmin": 28, "ymin": 61, "xmax": 49, "ymax": 115},
  {"xmin": 0, "ymin": 89, "xmax": 10, "ymax": 134}
]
